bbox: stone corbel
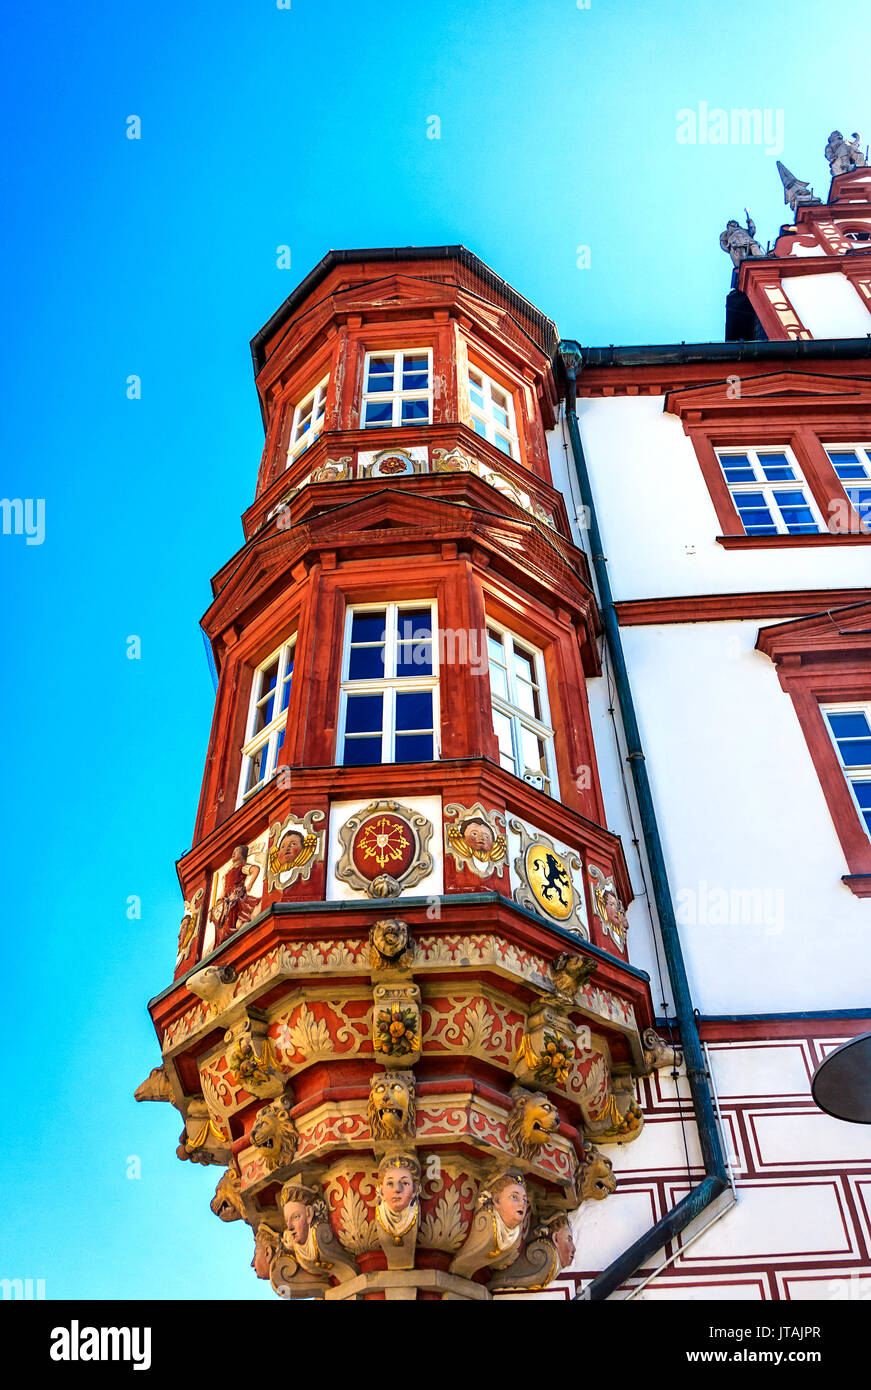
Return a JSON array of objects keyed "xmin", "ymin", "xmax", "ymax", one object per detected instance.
[
  {"xmin": 372, "ymin": 981, "xmax": 421, "ymax": 1067},
  {"xmin": 513, "ymin": 1002, "xmax": 578, "ymax": 1092}
]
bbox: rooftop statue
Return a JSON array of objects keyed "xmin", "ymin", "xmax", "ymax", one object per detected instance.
[
  {"xmin": 825, "ymin": 131, "xmax": 867, "ymax": 176},
  {"xmin": 776, "ymin": 161, "xmax": 820, "ymax": 214},
  {"xmin": 719, "ymin": 214, "xmax": 765, "ymax": 269}
]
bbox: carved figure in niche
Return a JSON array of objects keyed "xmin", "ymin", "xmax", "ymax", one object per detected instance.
[
  {"xmin": 826, "ymin": 130, "xmax": 866, "ymax": 176},
  {"xmin": 279, "ymin": 1180, "xmax": 358, "ymax": 1283},
  {"xmin": 374, "ymin": 1153, "xmax": 420, "ymax": 1269},
  {"xmin": 250, "ymin": 1091, "xmax": 299, "ymax": 1172},
  {"xmin": 210, "ymin": 845, "xmax": 262, "ymax": 946},
  {"xmin": 588, "ymin": 865, "xmax": 629, "ymax": 952},
  {"xmin": 175, "ymin": 887, "xmax": 204, "ymax": 966},
  {"xmin": 210, "ymin": 1168, "xmax": 244, "ymax": 1222},
  {"xmin": 506, "ymin": 1087, "xmax": 560, "ymax": 1162},
  {"xmin": 266, "ymin": 810, "xmax": 324, "ymax": 892},
  {"xmin": 134, "ymin": 1065, "xmax": 172, "ymax": 1103},
  {"xmin": 368, "ymin": 918, "xmax": 414, "ymax": 973},
  {"xmin": 578, "ymin": 1142, "xmax": 617, "ymax": 1203},
  {"xmin": 488, "ymin": 1212, "xmax": 576, "ymax": 1292},
  {"xmin": 449, "ymin": 1172, "xmax": 529, "ymax": 1280},
  {"xmin": 719, "ymin": 216, "xmax": 765, "ymax": 268},
  {"xmin": 186, "ymin": 963, "xmax": 237, "ymax": 1016},
  {"xmin": 252, "ymin": 1221, "xmax": 281, "ymax": 1280},
  {"xmin": 368, "ymin": 1070, "xmax": 416, "ymax": 1142},
  {"xmin": 444, "ymin": 802, "xmax": 507, "ymax": 879},
  {"xmin": 550, "ymin": 952, "xmax": 597, "ymax": 1002}
]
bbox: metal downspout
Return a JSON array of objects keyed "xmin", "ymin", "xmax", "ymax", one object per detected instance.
[{"xmin": 559, "ymin": 342, "xmax": 730, "ymax": 1301}]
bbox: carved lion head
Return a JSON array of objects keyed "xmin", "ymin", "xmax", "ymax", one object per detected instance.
[
  {"xmin": 506, "ymin": 1088, "xmax": 560, "ymax": 1162},
  {"xmin": 368, "ymin": 1071, "xmax": 416, "ymax": 1141}
]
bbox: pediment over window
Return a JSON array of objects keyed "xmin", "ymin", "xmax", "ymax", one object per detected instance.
[
  {"xmin": 665, "ymin": 371, "xmax": 871, "ymax": 429},
  {"xmin": 756, "ymin": 599, "xmax": 871, "ymax": 669}
]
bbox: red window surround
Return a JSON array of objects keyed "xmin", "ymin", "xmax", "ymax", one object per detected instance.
[
  {"xmin": 756, "ymin": 600, "xmax": 871, "ymax": 896},
  {"xmin": 664, "ymin": 370, "xmax": 871, "ymax": 545}
]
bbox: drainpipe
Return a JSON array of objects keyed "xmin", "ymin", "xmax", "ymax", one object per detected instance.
[{"xmin": 559, "ymin": 341, "xmax": 730, "ymax": 1301}]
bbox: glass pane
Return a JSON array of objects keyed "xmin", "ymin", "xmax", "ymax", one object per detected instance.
[
  {"xmin": 352, "ymin": 611, "xmax": 387, "ymax": 644},
  {"xmin": 472, "ymin": 417, "xmax": 487, "ymax": 438},
  {"xmin": 773, "ymin": 491, "xmax": 819, "ymax": 533},
  {"xmin": 345, "ymin": 693, "xmax": 383, "ymax": 734},
  {"xmin": 758, "ymin": 452, "xmax": 794, "ymax": 481},
  {"xmin": 401, "ymin": 397, "xmax": 429, "ymax": 424},
  {"xmin": 494, "ymin": 434, "xmax": 512, "ymax": 456},
  {"xmin": 254, "ymin": 691, "xmax": 275, "ymax": 733},
  {"xmin": 366, "ymin": 357, "xmax": 394, "ymax": 391},
  {"xmin": 397, "ymin": 609, "xmax": 431, "ymax": 642},
  {"xmin": 395, "ymin": 732, "xmax": 434, "ymax": 762},
  {"xmin": 492, "ymin": 404, "xmax": 509, "ymax": 429},
  {"xmin": 837, "ymin": 740, "xmax": 871, "ymax": 767},
  {"xmin": 828, "ymin": 450, "xmax": 867, "ymax": 478},
  {"xmin": 245, "ymin": 743, "xmax": 269, "ymax": 792},
  {"xmin": 342, "ymin": 735, "xmax": 382, "ymax": 766},
  {"xmin": 396, "ymin": 690, "xmax": 433, "ymax": 731},
  {"xmin": 826, "ymin": 711, "xmax": 871, "ymax": 739},
  {"xmin": 492, "ymin": 710, "xmax": 515, "ymax": 770},
  {"xmin": 720, "ymin": 454, "xmax": 754, "ymax": 482},
  {"xmin": 365, "ymin": 401, "xmax": 393, "ymax": 426},
  {"xmin": 513, "ymin": 645, "xmax": 536, "ymax": 685},
  {"xmin": 516, "ymin": 678, "xmax": 542, "ymax": 721},
  {"xmin": 853, "ymin": 781, "xmax": 871, "ymax": 808},
  {"xmin": 521, "ymin": 726, "xmax": 548, "ymax": 777},
  {"xmin": 469, "ymin": 385, "xmax": 485, "ymax": 410},
  {"xmin": 403, "ymin": 354, "xmax": 428, "ymax": 374},
  {"xmin": 396, "ymin": 642, "xmax": 433, "ymax": 678},
  {"xmin": 487, "ymin": 630, "xmax": 505, "ymax": 662},
  {"xmin": 348, "ymin": 645, "xmax": 386, "ymax": 680},
  {"xmin": 261, "ymin": 660, "xmax": 279, "ymax": 693}
]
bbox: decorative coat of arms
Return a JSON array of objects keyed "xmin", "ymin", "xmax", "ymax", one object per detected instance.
[
  {"xmin": 266, "ymin": 810, "xmax": 325, "ymax": 891},
  {"xmin": 509, "ymin": 819, "xmax": 588, "ymax": 935},
  {"xmin": 359, "ymin": 447, "xmax": 422, "ymax": 478},
  {"xmin": 336, "ymin": 799, "xmax": 434, "ymax": 898},
  {"xmin": 444, "ymin": 802, "xmax": 507, "ymax": 879},
  {"xmin": 588, "ymin": 865, "xmax": 629, "ymax": 952}
]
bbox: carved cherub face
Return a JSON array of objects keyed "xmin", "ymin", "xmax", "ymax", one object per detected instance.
[
  {"xmin": 380, "ymin": 1164, "xmax": 417, "ymax": 1213},
  {"xmin": 279, "ymin": 831, "xmax": 304, "ymax": 866},
  {"xmin": 370, "ymin": 1076, "xmax": 411, "ymax": 1136},
  {"xmin": 463, "ymin": 818, "xmax": 494, "ymax": 855},
  {"xmin": 492, "ymin": 1180, "xmax": 528, "ymax": 1230},
  {"xmin": 372, "ymin": 919, "xmax": 408, "ymax": 959},
  {"xmin": 283, "ymin": 1200, "xmax": 311, "ymax": 1245}
]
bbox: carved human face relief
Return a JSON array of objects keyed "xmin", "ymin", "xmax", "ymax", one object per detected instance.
[
  {"xmin": 283, "ymin": 1200, "xmax": 311, "ymax": 1245},
  {"xmin": 373, "ymin": 919, "xmax": 408, "ymax": 959},
  {"xmin": 493, "ymin": 1181, "xmax": 528, "ymax": 1230},
  {"xmin": 380, "ymin": 1166, "xmax": 417, "ymax": 1214}
]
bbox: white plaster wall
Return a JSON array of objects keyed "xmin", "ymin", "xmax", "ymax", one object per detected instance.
[
  {"xmin": 782, "ymin": 271, "xmax": 871, "ymax": 338},
  {"xmin": 546, "ymin": 400, "xmax": 871, "ymax": 601},
  {"xmin": 618, "ymin": 619, "xmax": 869, "ymax": 1014}
]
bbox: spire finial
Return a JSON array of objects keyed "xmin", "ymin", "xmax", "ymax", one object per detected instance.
[{"xmin": 776, "ymin": 161, "xmax": 820, "ymax": 213}]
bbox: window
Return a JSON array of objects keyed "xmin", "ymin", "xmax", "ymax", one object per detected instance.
[
  {"xmin": 822, "ymin": 703, "xmax": 871, "ymax": 843},
  {"xmin": 287, "ymin": 376, "xmax": 329, "ymax": 464},
  {"xmin": 338, "ymin": 602, "xmax": 438, "ymax": 765},
  {"xmin": 237, "ymin": 640, "xmax": 295, "ymax": 803},
  {"xmin": 824, "ymin": 444, "xmax": 871, "ymax": 529},
  {"xmin": 487, "ymin": 623, "xmax": 557, "ymax": 795},
  {"xmin": 714, "ymin": 447, "xmax": 825, "ymax": 535},
  {"xmin": 361, "ymin": 350, "xmax": 431, "ymax": 428},
  {"xmin": 468, "ymin": 366, "xmax": 518, "ymax": 458}
]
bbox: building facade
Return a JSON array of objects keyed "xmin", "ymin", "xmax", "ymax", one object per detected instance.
[{"xmin": 139, "ymin": 141, "xmax": 871, "ymax": 1300}]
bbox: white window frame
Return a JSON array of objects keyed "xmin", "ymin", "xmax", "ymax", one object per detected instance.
[
  {"xmin": 237, "ymin": 639, "xmax": 295, "ymax": 805},
  {"xmin": 821, "ymin": 700, "xmax": 871, "ymax": 844},
  {"xmin": 287, "ymin": 375, "xmax": 329, "ymax": 465},
  {"xmin": 486, "ymin": 620, "xmax": 558, "ymax": 796},
  {"xmin": 823, "ymin": 443, "xmax": 871, "ymax": 527},
  {"xmin": 361, "ymin": 349, "xmax": 432, "ymax": 429},
  {"xmin": 714, "ymin": 445, "xmax": 826, "ymax": 536},
  {"xmin": 338, "ymin": 600, "xmax": 440, "ymax": 765},
  {"xmin": 467, "ymin": 364, "xmax": 519, "ymax": 459}
]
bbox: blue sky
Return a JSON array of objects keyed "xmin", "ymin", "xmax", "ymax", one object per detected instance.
[{"xmin": 0, "ymin": 0, "xmax": 866, "ymax": 1298}]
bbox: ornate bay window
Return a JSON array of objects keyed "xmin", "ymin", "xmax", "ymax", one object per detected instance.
[
  {"xmin": 468, "ymin": 364, "xmax": 519, "ymax": 459},
  {"xmin": 338, "ymin": 601, "xmax": 439, "ymax": 765}
]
